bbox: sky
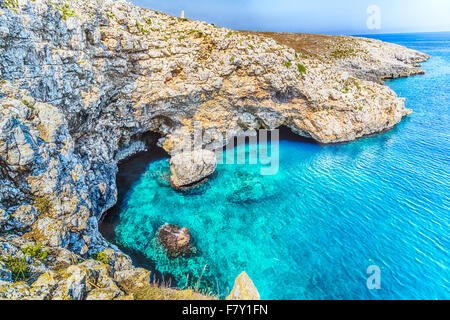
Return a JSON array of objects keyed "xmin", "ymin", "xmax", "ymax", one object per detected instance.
[{"xmin": 131, "ymin": 0, "xmax": 450, "ymax": 35}]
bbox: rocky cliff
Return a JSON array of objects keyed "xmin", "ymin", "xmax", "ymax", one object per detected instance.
[{"xmin": 0, "ymin": 0, "xmax": 429, "ymax": 299}]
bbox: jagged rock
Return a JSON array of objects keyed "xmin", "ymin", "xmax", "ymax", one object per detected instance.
[
  {"xmin": 11, "ymin": 205, "xmax": 39, "ymax": 231},
  {"xmin": 226, "ymin": 271, "xmax": 260, "ymax": 300},
  {"xmin": 170, "ymin": 150, "xmax": 217, "ymax": 189},
  {"xmin": 0, "ymin": 236, "xmax": 126, "ymax": 300},
  {"xmin": 0, "ymin": 0, "xmax": 429, "ymax": 300},
  {"xmin": 113, "ymin": 267, "xmax": 151, "ymax": 291},
  {"xmin": 31, "ymin": 272, "xmax": 57, "ymax": 289},
  {"xmin": 86, "ymin": 287, "xmax": 122, "ymax": 300},
  {"xmin": 156, "ymin": 224, "xmax": 193, "ymax": 258}
]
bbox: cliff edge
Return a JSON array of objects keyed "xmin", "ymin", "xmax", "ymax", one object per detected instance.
[{"xmin": 0, "ymin": 0, "xmax": 429, "ymax": 299}]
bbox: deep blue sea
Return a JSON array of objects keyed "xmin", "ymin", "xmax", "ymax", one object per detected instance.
[{"xmin": 102, "ymin": 32, "xmax": 450, "ymax": 299}]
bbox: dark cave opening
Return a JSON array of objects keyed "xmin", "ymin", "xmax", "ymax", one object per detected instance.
[
  {"xmin": 98, "ymin": 131, "xmax": 173, "ymax": 284},
  {"xmin": 98, "ymin": 125, "xmax": 317, "ymax": 286}
]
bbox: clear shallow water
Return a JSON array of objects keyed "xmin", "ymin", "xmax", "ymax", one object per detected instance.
[{"xmin": 104, "ymin": 32, "xmax": 450, "ymax": 299}]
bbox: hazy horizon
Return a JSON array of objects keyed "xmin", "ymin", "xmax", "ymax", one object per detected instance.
[{"xmin": 131, "ymin": 0, "xmax": 450, "ymax": 35}]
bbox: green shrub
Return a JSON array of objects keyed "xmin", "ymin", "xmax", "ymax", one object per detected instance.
[
  {"xmin": 284, "ymin": 61, "xmax": 292, "ymax": 68},
  {"xmin": 57, "ymin": 3, "xmax": 76, "ymax": 21},
  {"xmin": 21, "ymin": 243, "xmax": 49, "ymax": 260},
  {"xmin": 106, "ymin": 12, "xmax": 114, "ymax": 21},
  {"xmin": 22, "ymin": 99, "xmax": 34, "ymax": 111},
  {"xmin": 297, "ymin": 63, "xmax": 306, "ymax": 74},
  {"xmin": 187, "ymin": 29, "xmax": 203, "ymax": 37},
  {"xmin": 135, "ymin": 22, "xmax": 149, "ymax": 35},
  {"xmin": 93, "ymin": 251, "xmax": 109, "ymax": 264},
  {"xmin": 0, "ymin": 0, "xmax": 18, "ymax": 11},
  {"xmin": 2, "ymin": 257, "xmax": 30, "ymax": 281}
]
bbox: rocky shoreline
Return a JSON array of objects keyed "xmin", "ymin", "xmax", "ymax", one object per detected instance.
[{"xmin": 0, "ymin": 0, "xmax": 429, "ymax": 299}]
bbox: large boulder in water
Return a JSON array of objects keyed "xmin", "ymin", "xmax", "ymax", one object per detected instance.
[
  {"xmin": 156, "ymin": 224, "xmax": 193, "ymax": 258},
  {"xmin": 170, "ymin": 149, "xmax": 217, "ymax": 189}
]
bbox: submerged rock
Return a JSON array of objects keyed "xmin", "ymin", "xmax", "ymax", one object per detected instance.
[
  {"xmin": 156, "ymin": 224, "xmax": 194, "ymax": 258},
  {"xmin": 170, "ymin": 150, "xmax": 217, "ymax": 189},
  {"xmin": 226, "ymin": 271, "xmax": 260, "ymax": 300}
]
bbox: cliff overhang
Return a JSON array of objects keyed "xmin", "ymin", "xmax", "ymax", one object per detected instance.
[{"xmin": 0, "ymin": 0, "xmax": 429, "ymax": 300}]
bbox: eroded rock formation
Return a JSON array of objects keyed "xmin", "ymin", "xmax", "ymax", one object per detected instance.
[
  {"xmin": 0, "ymin": 0, "xmax": 429, "ymax": 299},
  {"xmin": 170, "ymin": 149, "xmax": 217, "ymax": 189}
]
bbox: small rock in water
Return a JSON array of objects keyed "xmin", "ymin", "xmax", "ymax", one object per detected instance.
[{"xmin": 156, "ymin": 223, "xmax": 194, "ymax": 258}]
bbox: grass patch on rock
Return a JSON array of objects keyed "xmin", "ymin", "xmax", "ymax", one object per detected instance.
[
  {"xmin": 92, "ymin": 251, "xmax": 109, "ymax": 264},
  {"xmin": 56, "ymin": 3, "xmax": 76, "ymax": 21},
  {"xmin": 33, "ymin": 195, "xmax": 51, "ymax": 215},
  {"xmin": 1, "ymin": 256, "xmax": 30, "ymax": 281},
  {"xmin": 297, "ymin": 63, "xmax": 306, "ymax": 74},
  {"xmin": 21, "ymin": 243, "xmax": 49, "ymax": 260}
]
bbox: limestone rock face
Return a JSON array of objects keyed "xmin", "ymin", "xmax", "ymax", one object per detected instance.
[
  {"xmin": 0, "ymin": 0, "xmax": 429, "ymax": 300},
  {"xmin": 226, "ymin": 271, "xmax": 260, "ymax": 300},
  {"xmin": 170, "ymin": 150, "xmax": 217, "ymax": 189},
  {"xmin": 156, "ymin": 224, "xmax": 193, "ymax": 258},
  {"xmin": 244, "ymin": 31, "xmax": 430, "ymax": 84},
  {"xmin": 0, "ymin": 236, "xmax": 147, "ymax": 300}
]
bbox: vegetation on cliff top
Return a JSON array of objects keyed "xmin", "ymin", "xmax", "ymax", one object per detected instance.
[
  {"xmin": 21, "ymin": 243, "xmax": 49, "ymax": 260},
  {"xmin": 0, "ymin": 0, "xmax": 19, "ymax": 12}
]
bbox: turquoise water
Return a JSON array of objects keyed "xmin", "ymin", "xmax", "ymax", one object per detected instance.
[{"xmin": 104, "ymin": 32, "xmax": 450, "ymax": 299}]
